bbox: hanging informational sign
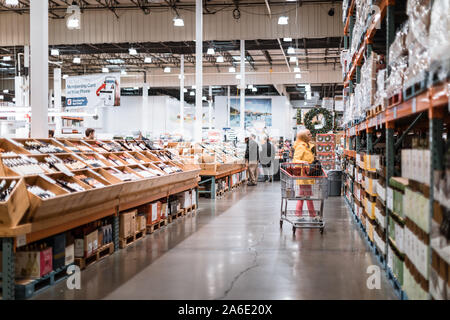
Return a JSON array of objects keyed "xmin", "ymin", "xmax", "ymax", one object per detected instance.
[{"xmin": 65, "ymin": 73, "xmax": 121, "ymax": 107}]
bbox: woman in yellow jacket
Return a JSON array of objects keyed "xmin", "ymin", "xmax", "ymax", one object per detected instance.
[{"xmin": 293, "ymin": 129, "xmax": 316, "ymax": 217}]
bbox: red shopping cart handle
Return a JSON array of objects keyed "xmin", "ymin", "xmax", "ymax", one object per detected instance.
[{"xmin": 280, "ymin": 163, "xmax": 328, "ymax": 178}]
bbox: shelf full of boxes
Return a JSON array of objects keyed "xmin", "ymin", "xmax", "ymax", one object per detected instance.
[
  {"xmin": 341, "ymin": 0, "xmax": 450, "ymax": 300},
  {"xmin": 167, "ymin": 141, "xmax": 247, "ymax": 199},
  {"xmin": 0, "ymin": 137, "xmax": 200, "ymax": 300}
]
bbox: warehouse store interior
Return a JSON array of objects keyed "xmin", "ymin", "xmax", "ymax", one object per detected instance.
[{"xmin": 0, "ymin": 0, "xmax": 449, "ymax": 302}]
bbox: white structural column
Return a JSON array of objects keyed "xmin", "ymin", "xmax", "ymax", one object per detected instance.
[
  {"xmin": 30, "ymin": 0, "xmax": 49, "ymax": 138},
  {"xmin": 180, "ymin": 54, "xmax": 184, "ymax": 135},
  {"xmin": 194, "ymin": 0, "xmax": 203, "ymax": 142},
  {"xmin": 142, "ymin": 84, "xmax": 149, "ymax": 136},
  {"xmin": 53, "ymin": 68, "xmax": 62, "ymax": 136},
  {"xmin": 240, "ymin": 40, "xmax": 245, "ymax": 131},
  {"xmin": 227, "ymin": 85, "xmax": 231, "ymax": 128},
  {"xmin": 208, "ymin": 85, "xmax": 212, "ymax": 129}
]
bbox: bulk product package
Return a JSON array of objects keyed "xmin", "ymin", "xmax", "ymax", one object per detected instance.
[
  {"xmin": 403, "ymin": 0, "xmax": 433, "ymax": 89},
  {"xmin": 429, "ymin": 0, "xmax": 450, "ymax": 62},
  {"xmin": 386, "ymin": 22, "xmax": 409, "ymax": 98}
]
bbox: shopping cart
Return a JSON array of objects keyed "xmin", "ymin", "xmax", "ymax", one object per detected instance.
[{"xmin": 280, "ymin": 162, "xmax": 328, "ymax": 235}]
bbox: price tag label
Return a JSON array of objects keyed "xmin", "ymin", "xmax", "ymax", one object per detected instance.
[
  {"xmin": 393, "ymin": 107, "xmax": 397, "ymax": 119},
  {"xmin": 412, "ymin": 97, "xmax": 417, "ymax": 113},
  {"xmin": 16, "ymin": 234, "xmax": 26, "ymax": 248}
]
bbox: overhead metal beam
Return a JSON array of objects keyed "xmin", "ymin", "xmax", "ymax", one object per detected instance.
[{"xmin": 277, "ymin": 38, "xmax": 291, "ymax": 72}]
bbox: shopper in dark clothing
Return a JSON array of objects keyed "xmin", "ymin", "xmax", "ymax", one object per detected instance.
[{"xmin": 260, "ymin": 137, "xmax": 275, "ymax": 182}]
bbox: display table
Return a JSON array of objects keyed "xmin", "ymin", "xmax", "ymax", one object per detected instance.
[{"xmin": 198, "ymin": 164, "xmax": 247, "ymax": 199}]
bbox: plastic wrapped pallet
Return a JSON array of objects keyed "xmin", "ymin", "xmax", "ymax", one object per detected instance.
[
  {"xmin": 429, "ymin": 0, "xmax": 450, "ymax": 62},
  {"xmin": 374, "ymin": 69, "xmax": 387, "ymax": 107},
  {"xmin": 340, "ymin": 50, "xmax": 351, "ymax": 79},
  {"xmin": 403, "ymin": 0, "xmax": 432, "ymax": 88},
  {"xmin": 342, "ymin": 0, "xmax": 350, "ymax": 23}
]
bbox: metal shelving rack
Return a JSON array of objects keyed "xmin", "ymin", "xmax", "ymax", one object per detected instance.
[{"xmin": 342, "ymin": 0, "xmax": 449, "ymax": 300}]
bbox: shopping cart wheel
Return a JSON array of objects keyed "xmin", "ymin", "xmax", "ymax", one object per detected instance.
[
  {"xmin": 320, "ymin": 227, "xmax": 324, "ymax": 234},
  {"xmin": 292, "ymin": 226, "xmax": 296, "ymax": 235},
  {"xmin": 280, "ymin": 220, "xmax": 283, "ymax": 229}
]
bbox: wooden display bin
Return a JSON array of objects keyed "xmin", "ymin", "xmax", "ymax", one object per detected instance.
[
  {"xmin": 1, "ymin": 154, "xmax": 59, "ymax": 177},
  {"xmin": 103, "ymin": 152, "xmax": 128, "ymax": 166},
  {"xmin": 141, "ymin": 151, "xmax": 161, "ymax": 162},
  {"xmin": 35, "ymin": 138, "xmax": 69, "ymax": 154},
  {"xmin": 98, "ymin": 140, "xmax": 126, "ymax": 152},
  {"xmin": 78, "ymin": 153, "xmax": 114, "ymax": 168},
  {"xmin": 127, "ymin": 151, "xmax": 151, "ymax": 163},
  {"xmin": 63, "ymin": 139, "xmax": 95, "ymax": 153},
  {"xmin": 81, "ymin": 140, "xmax": 108, "ymax": 153},
  {"xmin": 47, "ymin": 172, "xmax": 93, "ymax": 192},
  {"xmin": 92, "ymin": 167, "xmax": 124, "ymax": 184},
  {"xmin": 139, "ymin": 163, "xmax": 166, "ymax": 176},
  {"xmin": 0, "ymin": 138, "xmax": 30, "ymax": 155},
  {"xmin": 55, "ymin": 139, "xmax": 85, "ymax": 153},
  {"xmin": 23, "ymin": 175, "xmax": 70, "ymax": 222},
  {"xmin": 0, "ymin": 178, "xmax": 30, "ymax": 227},
  {"xmin": 54, "ymin": 154, "xmax": 90, "ymax": 171},
  {"xmin": 111, "ymin": 152, "xmax": 141, "ymax": 166}
]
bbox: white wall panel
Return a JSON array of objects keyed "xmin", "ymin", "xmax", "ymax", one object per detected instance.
[{"xmin": 0, "ymin": 4, "xmax": 342, "ymax": 46}]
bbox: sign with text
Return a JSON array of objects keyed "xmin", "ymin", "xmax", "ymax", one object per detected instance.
[{"xmin": 65, "ymin": 73, "xmax": 121, "ymax": 107}]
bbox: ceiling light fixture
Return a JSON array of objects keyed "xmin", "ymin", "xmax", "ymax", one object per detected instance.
[
  {"xmin": 216, "ymin": 56, "xmax": 224, "ymax": 63},
  {"xmin": 293, "ymin": 67, "xmax": 301, "ymax": 73},
  {"xmin": 2, "ymin": 56, "xmax": 12, "ymax": 61},
  {"xmin": 252, "ymin": 87, "xmax": 257, "ymax": 92},
  {"xmin": 5, "ymin": 0, "xmax": 19, "ymax": 6},
  {"xmin": 63, "ymin": 74, "xmax": 69, "ymax": 79},
  {"xmin": 236, "ymin": 74, "xmax": 242, "ymax": 80},
  {"xmin": 190, "ymin": 91, "xmax": 195, "ymax": 96},
  {"xmin": 121, "ymin": 70, "xmax": 127, "ymax": 75},
  {"xmin": 287, "ymin": 47, "xmax": 295, "ymax": 54},
  {"xmin": 73, "ymin": 57, "xmax": 81, "ymax": 64},
  {"xmin": 289, "ymin": 56, "xmax": 297, "ymax": 63},
  {"xmin": 144, "ymin": 57, "xmax": 152, "ymax": 63},
  {"xmin": 295, "ymin": 73, "xmax": 302, "ymax": 79},
  {"xmin": 3, "ymin": 89, "xmax": 9, "ymax": 94},
  {"xmin": 173, "ymin": 17, "xmax": 184, "ymax": 27},
  {"xmin": 207, "ymin": 48, "xmax": 215, "ymax": 55},
  {"xmin": 183, "ymin": 88, "xmax": 188, "ymax": 93},
  {"xmin": 192, "ymin": 85, "xmax": 196, "ymax": 89},
  {"xmin": 102, "ymin": 67, "xmax": 109, "ymax": 73},
  {"xmin": 278, "ymin": 16, "xmax": 288, "ymax": 25},
  {"xmin": 0, "ymin": 95, "xmax": 4, "ymax": 100},
  {"xmin": 164, "ymin": 67, "xmax": 171, "ymax": 73},
  {"xmin": 229, "ymin": 67, "xmax": 236, "ymax": 73},
  {"xmin": 129, "ymin": 48, "xmax": 137, "ymax": 55},
  {"xmin": 283, "ymin": 38, "xmax": 292, "ymax": 42},
  {"xmin": 50, "ymin": 49, "xmax": 59, "ymax": 56}
]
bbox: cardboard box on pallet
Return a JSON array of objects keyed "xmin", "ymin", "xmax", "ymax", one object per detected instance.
[
  {"xmin": 65, "ymin": 244, "xmax": 74, "ymax": 265},
  {"xmin": 169, "ymin": 199, "xmax": 180, "ymax": 215},
  {"xmin": 74, "ymin": 229, "xmax": 99, "ymax": 258},
  {"xmin": 120, "ymin": 210, "xmax": 136, "ymax": 238},
  {"xmin": 161, "ymin": 202, "xmax": 168, "ymax": 219},
  {"xmin": 146, "ymin": 202, "xmax": 161, "ymax": 225},
  {"xmin": 45, "ymin": 233, "xmax": 66, "ymax": 270},
  {"xmin": 137, "ymin": 214, "xmax": 146, "ymax": 231},
  {"xmin": 15, "ymin": 247, "xmax": 53, "ymax": 279},
  {"xmin": 178, "ymin": 191, "xmax": 192, "ymax": 209}
]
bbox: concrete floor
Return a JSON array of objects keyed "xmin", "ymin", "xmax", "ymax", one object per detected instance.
[{"xmin": 33, "ymin": 182, "xmax": 397, "ymax": 300}]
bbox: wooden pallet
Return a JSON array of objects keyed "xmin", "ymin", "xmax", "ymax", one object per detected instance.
[
  {"xmin": 119, "ymin": 229, "xmax": 146, "ymax": 249},
  {"xmin": 184, "ymin": 204, "xmax": 197, "ymax": 215},
  {"xmin": 147, "ymin": 218, "xmax": 168, "ymax": 234},
  {"xmin": 168, "ymin": 209, "xmax": 184, "ymax": 223},
  {"xmin": 365, "ymin": 105, "xmax": 384, "ymax": 118},
  {"xmin": 75, "ymin": 242, "xmax": 114, "ymax": 270},
  {"xmin": 14, "ymin": 263, "xmax": 74, "ymax": 300}
]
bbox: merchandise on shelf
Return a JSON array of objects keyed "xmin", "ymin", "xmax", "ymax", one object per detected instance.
[
  {"xmin": 429, "ymin": 0, "xmax": 450, "ymax": 63},
  {"xmin": 387, "ymin": 23, "xmax": 409, "ymax": 98}
]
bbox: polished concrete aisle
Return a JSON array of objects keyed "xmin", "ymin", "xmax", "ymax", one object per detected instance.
[{"xmin": 34, "ymin": 182, "xmax": 396, "ymax": 300}]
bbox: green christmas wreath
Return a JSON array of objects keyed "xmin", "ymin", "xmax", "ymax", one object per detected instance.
[
  {"xmin": 296, "ymin": 109, "xmax": 302, "ymax": 125},
  {"xmin": 304, "ymin": 107, "xmax": 333, "ymax": 135}
]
